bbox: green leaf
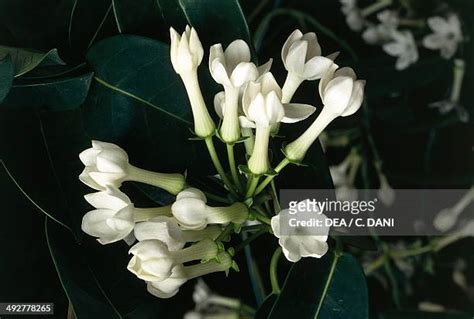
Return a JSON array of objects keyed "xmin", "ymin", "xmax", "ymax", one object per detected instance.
[
  {"xmin": 112, "ymin": 0, "xmax": 167, "ymax": 37},
  {"xmin": 84, "ymin": 35, "xmax": 212, "ymax": 173},
  {"xmin": 0, "ymin": 56, "xmax": 14, "ymax": 103},
  {"xmin": 268, "ymin": 253, "xmax": 368, "ymax": 319},
  {"xmin": 46, "ymin": 219, "xmax": 122, "ymax": 319},
  {"xmin": 2, "ymin": 72, "xmax": 93, "ymax": 110},
  {"xmin": 255, "ymin": 294, "xmax": 278, "ymax": 319},
  {"xmin": 0, "ymin": 46, "xmax": 65, "ymax": 77}
]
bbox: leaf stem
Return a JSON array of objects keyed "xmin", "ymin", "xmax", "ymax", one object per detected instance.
[
  {"xmin": 227, "ymin": 143, "xmax": 243, "ymax": 193},
  {"xmin": 246, "ymin": 175, "xmax": 260, "ymax": 198},
  {"xmin": 270, "ymin": 247, "xmax": 282, "ymax": 294},
  {"xmin": 216, "ymin": 223, "xmax": 235, "ymax": 242},
  {"xmin": 315, "ymin": 251, "xmax": 340, "ymax": 318},
  {"xmin": 205, "ymin": 136, "xmax": 237, "ymax": 197}
]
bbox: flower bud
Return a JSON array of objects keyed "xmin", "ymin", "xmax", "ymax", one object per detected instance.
[
  {"xmin": 134, "ymin": 216, "xmax": 221, "ymax": 251},
  {"xmin": 128, "ymin": 239, "xmax": 218, "ymax": 282},
  {"xmin": 284, "ymin": 66, "xmax": 365, "ymax": 162},
  {"xmin": 171, "ymin": 188, "xmax": 248, "ymax": 230},
  {"xmin": 79, "ymin": 140, "xmax": 186, "ymax": 194},
  {"xmin": 147, "ymin": 252, "xmax": 233, "ymax": 299},
  {"xmin": 170, "ymin": 26, "xmax": 204, "ymax": 74}
]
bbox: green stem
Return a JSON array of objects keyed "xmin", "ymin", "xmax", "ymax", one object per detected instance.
[
  {"xmin": 315, "ymin": 251, "xmax": 340, "ymax": 318},
  {"xmin": 250, "ymin": 208, "xmax": 271, "ymax": 225},
  {"xmin": 205, "ymin": 137, "xmax": 237, "ymax": 197},
  {"xmin": 246, "ymin": 175, "xmax": 260, "ymax": 198},
  {"xmin": 254, "ymin": 158, "xmax": 290, "ymax": 196},
  {"xmin": 270, "ymin": 247, "xmax": 283, "ymax": 294},
  {"xmin": 203, "ymin": 191, "xmax": 231, "ymax": 204},
  {"xmin": 216, "ymin": 223, "xmax": 234, "ymax": 242},
  {"xmin": 227, "ymin": 143, "xmax": 243, "ymax": 193}
]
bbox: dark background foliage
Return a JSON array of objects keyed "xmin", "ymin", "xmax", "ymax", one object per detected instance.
[{"xmin": 0, "ymin": 0, "xmax": 472, "ymax": 318}]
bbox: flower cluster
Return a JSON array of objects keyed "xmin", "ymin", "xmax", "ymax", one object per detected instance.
[
  {"xmin": 79, "ymin": 25, "xmax": 365, "ymax": 300},
  {"xmin": 340, "ymin": 0, "xmax": 464, "ymax": 70}
]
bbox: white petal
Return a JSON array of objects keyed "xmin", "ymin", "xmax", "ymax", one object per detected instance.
[
  {"xmin": 189, "ymin": 27, "xmax": 204, "ymax": 65},
  {"xmin": 79, "ymin": 168, "xmax": 104, "ymax": 190},
  {"xmin": 383, "ymin": 42, "xmax": 404, "ymax": 56},
  {"xmin": 210, "ymin": 59, "xmax": 231, "ymax": 86},
  {"xmin": 257, "ymin": 58, "xmax": 273, "ymax": 75},
  {"xmin": 341, "ymin": 80, "xmax": 365, "ymax": 117},
  {"xmin": 322, "ymin": 76, "xmax": 354, "ymax": 112},
  {"xmin": 303, "ymin": 56, "xmax": 334, "ymax": 80},
  {"xmin": 79, "ymin": 148, "xmax": 99, "ymax": 166},
  {"xmin": 230, "ymin": 62, "xmax": 258, "ymax": 87},
  {"xmin": 427, "ymin": 16, "xmax": 449, "ymax": 34},
  {"xmin": 265, "ymin": 91, "xmax": 285, "ymax": 125},
  {"xmin": 82, "ymin": 209, "xmax": 115, "ymax": 237},
  {"xmin": 224, "ymin": 39, "xmax": 251, "ymax": 71},
  {"xmin": 242, "ymin": 81, "xmax": 262, "ymax": 117},
  {"xmin": 285, "ymin": 41, "xmax": 308, "ymax": 75},
  {"xmin": 422, "ymin": 34, "xmax": 444, "ymax": 50},
  {"xmin": 270, "ymin": 214, "xmax": 281, "ymax": 238},
  {"xmin": 301, "ymin": 32, "xmax": 321, "ymax": 59},
  {"xmin": 247, "ymin": 93, "xmax": 268, "ymax": 127},
  {"xmin": 213, "ymin": 91, "xmax": 226, "ymax": 119},
  {"xmin": 259, "ymin": 73, "xmax": 281, "ymax": 97},
  {"xmin": 172, "ymin": 197, "xmax": 208, "ymax": 230},
  {"xmin": 84, "ymin": 187, "xmax": 131, "ymax": 210},
  {"xmin": 239, "ymin": 115, "xmax": 256, "ymax": 128},
  {"xmin": 176, "ymin": 188, "xmax": 207, "ymax": 202},
  {"xmin": 134, "ymin": 217, "xmax": 185, "ymax": 251},
  {"xmin": 318, "ymin": 63, "xmax": 338, "ymax": 98},
  {"xmin": 281, "ymin": 103, "xmax": 316, "ymax": 123},
  {"xmin": 281, "ymin": 29, "xmax": 303, "ymax": 67},
  {"xmin": 89, "ymin": 171, "xmax": 124, "ymax": 188}
]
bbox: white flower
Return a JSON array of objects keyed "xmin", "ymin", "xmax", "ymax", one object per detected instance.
[
  {"xmin": 170, "ymin": 26, "xmax": 216, "ymax": 138},
  {"xmin": 271, "ymin": 202, "xmax": 329, "ymax": 262},
  {"xmin": 378, "ymin": 174, "xmax": 395, "ymax": 206},
  {"xmin": 184, "ymin": 311, "xmax": 238, "ymax": 319},
  {"xmin": 81, "ymin": 187, "xmax": 135, "ymax": 245},
  {"xmin": 171, "ymin": 188, "xmax": 248, "ymax": 230},
  {"xmin": 147, "ymin": 252, "xmax": 233, "ymax": 299},
  {"xmin": 134, "ymin": 216, "xmax": 222, "ymax": 251},
  {"xmin": 79, "ymin": 140, "xmax": 186, "ymax": 194},
  {"xmin": 192, "ymin": 279, "xmax": 241, "ymax": 311},
  {"xmin": 423, "ymin": 14, "xmax": 462, "ymax": 59},
  {"xmin": 209, "ymin": 40, "xmax": 272, "ymax": 143},
  {"xmin": 362, "ymin": 10, "xmax": 399, "ymax": 44},
  {"xmin": 340, "ymin": 0, "xmax": 364, "ymax": 31},
  {"xmin": 281, "ymin": 29, "xmax": 335, "ymax": 102},
  {"xmin": 434, "ymin": 187, "xmax": 474, "ymax": 232},
  {"xmin": 170, "ymin": 26, "xmax": 204, "ymax": 74},
  {"xmin": 383, "ymin": 30, "xmax": 418, "ymax": 70},
  {"xmin": 128, "ymin": 239, "xmax": 218, "ymax": 282},
  {"xmin": 284, "ymin": 66, "xmax": 365, "ymax": 162},
  {"xmin": 241, "ymin": 72, "xmax": 316, "ymax": 174}
]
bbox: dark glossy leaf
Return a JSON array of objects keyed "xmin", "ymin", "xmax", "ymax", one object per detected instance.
[
  {"xmin": 46, "ymin": 218, "xmax": 122, "ymax": 319},
  {"xmin": 255, "ymin": 294, "xmax": 277, "ymax": 319},
  {"xmin": 0, "ymin": 47, "xmax": 65, "ymax": 77},
  {"xmin": 84, "ymin": 35, "xmax": 212, "ymax": 174},
  {"xmin": 0, "ymin": 56, "xmax": 14, "ymax": 103},
  {"xmin": 2, "ymin": 72, "xmax": 93, "ymax": 110},
  {"xmin": 268, "ymin": 253, "xmax": 368, "ymax": 319},
  {"xmin": 112, "ymin": 0, "xmax": 166, "ymax": 37},
  {"xmin": 68, "ymin": 0, "xmax": 119, "ymax": 57}
]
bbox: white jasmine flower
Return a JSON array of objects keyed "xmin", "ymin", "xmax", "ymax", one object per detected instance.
[
  {"xmin": 147, "ymin": 252, "xmax": 233, "ymax": 299},
  {"xmin": 128, "ymin": 239, "xmax": 218, "ymax": 282},
  {"xmin": 171, "ymin": 188, "xmax": 248, "ymax": 230},
  {"xmin": 271, "ymin": 202, "xmax": 329, "ymax": 262},
  {"xmin": 383, "ymin": 30, "xmax": 418, "ymax": 70},
  {"xmin": 241, "ymin": 73, "xmax": 316, "ymax": 174},
  {"xmin": 281, "ymin": 29, "xmax": 336, "ymax": 102},
  {"xmin": 79, "ymin": 140, "xmax": 185, "ymax": 194},
  {"xmin": 423, "ymin": 14, "xmax": 462, "ymax": 59},
  {"xmin": 362, "ymin": 10, "xmax": 399, "ymax": 44},
  {"xmin": 170, "ymin": 26, "xmax": 216, "ymax": 137},
  {"xmin": 192, "ymin": 279, "xmax": 241, "ymax": 311},
  {"xmin": 209, "ymin": 40, "xmax": 259, "ymax": 143},
  {"xmin": 284, "ymin": 66, "xmax": 365, "ymax": 162},
  {"xmin": 81, "ymin": 187, "xmax": 136, "ymax": 245},
  {"xmin": 418, "ymin": 302, "xmax": 446, "ymax": 313},
  {"xmin": 170, "ymin": 25, "xmax": 204, "ymax": 74},
  {"xmin": 434, "ymin": 187, "xmax": 474, "ymax": 232},
  {"xmin": 340, "ymin": 0, "xmax": 364, "ymax": 31},
  {"xmin": 134, "ymin": 216, "xmax": 222, "ymax": 251}
]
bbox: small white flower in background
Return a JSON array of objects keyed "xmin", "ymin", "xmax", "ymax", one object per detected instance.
[
  {"xmin": 134, "ymin": 216, "xmax": 222, "ymax": 251},
  {"xmin": 423, "ymin": 14, "xmax": 463, "ymax": 60},
  {"xmin": 284, "ymin": 66, "xmax": 365, "ymax": 162},
  {"xmin": 184, "ymin": 311, "xmax": 238, "ymax": 319},
  {"xmin": 147, "ymin": 252, "xmax": 233, "ymax": 299},
  {"xmin": 171, "ymin": 188, "xmax": 248, "ymax": 230},
  {"xmin": 170, "ymin": 26, "xmax": 204, "ymax": 74},
  {"xmin": 271, "ymin": 200, "xmax": 329, "ymax": 262},
  {"xmin": 81, "ymin": 187, "xmax": 136, "ymax": 245},
  {"xmin": 281, "ymin": 29, "xmax": 336, "ymax": 102},
  {"xmin": 418, "ymin": 302, "xmax": 446, "ymax": 313},
  {"xmin": 383, "ymin": 30, "xmax": 418, "ymax": 70},
  {"xmin": 362, "ymin": 10, "xmax": 399, "ymax": 45},
  {"xmin": 340, "ymin": 0, "xmax": 365, "ymax": 31},
  {"xmin": 241, "ymin": 72, "xmax": 316, "ymax": 174},
  {"xmin": 170, "ymin": 26, "xmax": 216, "ymax": 138},
  {"xmin": 192, "ymin": 279, "xmax": 241, "ymax": 311},
  {"xmin": 377, "ymin": 174, "xmax": 395, "ymax": 206},
  {"xmin": 433, "ymin": 187, "xmax": 474, "ymax": 232},
  {"xmin": 127, "ymin": 239, "xmax": 218, "ymax": 282},
  {"xmin": 452, "ymin": 258, "xmax": 468, "ymax": 291},
  {"xmin": 79, "ymin": 140, "xmax": 186, "ymax": 194}
]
